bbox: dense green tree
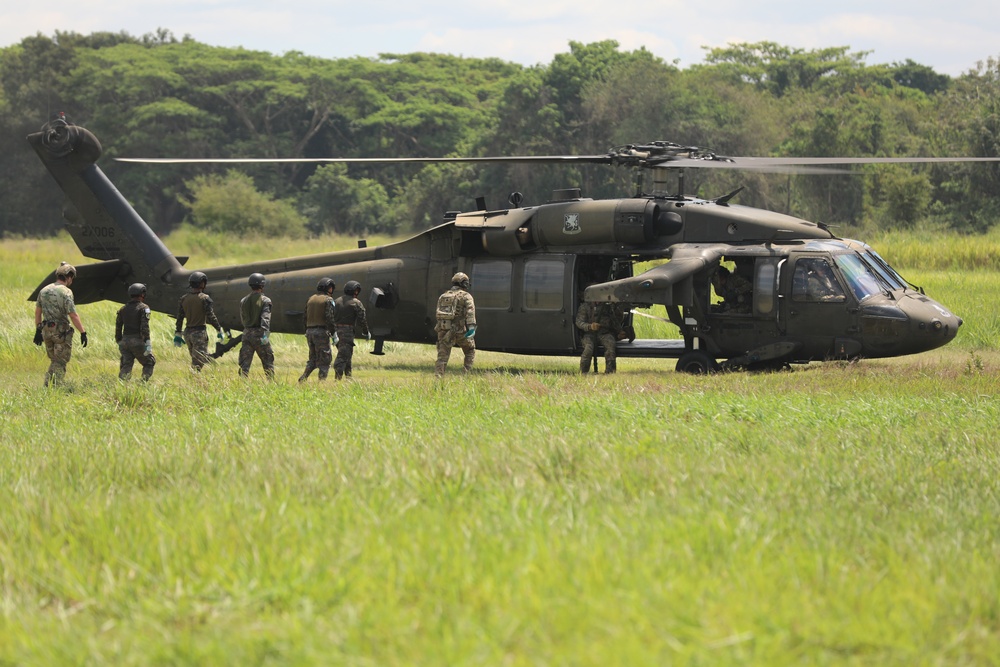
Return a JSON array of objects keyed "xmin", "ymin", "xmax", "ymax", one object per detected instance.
[
  {"xmin": 299, "ymin": 164, "xmax": 393, "ymax": 235},
  {"xmin": 5, "ymin": 32, "xmax": 1000, "ymax": 238},
  {"xmin": 182, "ymin": 170, "xmax": 306, "ymax": 238}
]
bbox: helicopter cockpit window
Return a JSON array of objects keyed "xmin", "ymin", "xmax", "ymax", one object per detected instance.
[
  {"xmin": 471, "ymin": 260, "xmax": 513, "ymax": 309},
  {"xmin": 834, "ymin": 254, "xmax": 882, "ymax": 303},
  {"xmin": 863, "ymin": 250, "xmax": 907, "ymax": 290},
  {"xmin": 792, "ymin": 258, "xmax": 846, "ymax": 303},
  {"xmin": 524, "ymin": 258, "xmax": 566, "ymax": 311}
]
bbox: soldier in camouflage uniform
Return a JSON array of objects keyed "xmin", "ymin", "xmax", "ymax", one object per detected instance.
[
  {"xmin": 298, "ymin": 277, "xmax": 337, "ymax": 382},
  {"xmin": 434, "ymin": 272, "xmax": 477, "ymax": 377},
  {"xmin": 33, "ymin": 262, "xmax": 88, "ymax": 386},
  {"xmin": 175, "ymin": 271, "xmax": 226, "ymax": 371},
  {"xmin": 711, "ymin": 266, "xmax": 753, "ymax": 313},
  {"xmin": 575, "ymin": 299, "xmax": 624, "ymax": 374},
  {"xmin": 239, "ymin": 273, "xmax": 275, "ymax": 379},
  {"xmin": 332, "ymin": 280, "xmax": 370, "ymax": 380},
  {"xmin": 115, "ymin": 283, "xmax": 156, "ymax": 381}
]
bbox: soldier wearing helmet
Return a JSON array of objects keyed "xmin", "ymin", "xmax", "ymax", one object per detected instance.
[
  {"xmin": 33, "ymin": 262, "xmax": 88, "ymax": 386},
  {"xmin": 175, "ymin": 270, "xmax": 226, "ymax": 371},
  {"xmin": 298, "ymin": 277, "xmax": 338, "ymax": 382},
  {"xmin": 434, "ymin": 271, "xmax": 477, "ymax": 377},
  {"xmin": 114, "ymin": 283, "xmax": 155, "ymax": 381},
  {"xmin": 238, "ymin": 273, "xmax": 274, "ymax": 379},
  {"xmin": 331, "ymin": 280, "xmax": 370, "ymax": 380},
  {"xmin": 575, "ymin": 293, "xmax": 625, "ymax": 374}
]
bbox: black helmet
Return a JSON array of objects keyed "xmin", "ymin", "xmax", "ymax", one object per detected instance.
[
  {"xmin": 248, "ymin": 273, "xmax": 266, "ymax": 289},
  {"xmin": 344, "ymin": 280, "xmax": 361, "ymax": 295},
  {"xmin": 188, "ymin": 271, "xmax": 208, "ymax": 288},
  {"xmin": 317, "ymin": 277, "xmax": 336, "ymax": 293},
  {"xmin": 128, "ymin": 282, "xmax": 147, "ymax": 298}
]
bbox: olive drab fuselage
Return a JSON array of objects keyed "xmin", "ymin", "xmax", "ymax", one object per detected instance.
[{"xmin": 27, "ymin": 119, "xmax": 961, "ymax": 372}]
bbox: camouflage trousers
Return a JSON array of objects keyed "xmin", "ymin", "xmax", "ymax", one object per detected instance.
[
  {"xmin": 41, "ymin": 323, "xmax": 74, "ymax": 386},
  {"xmin": 333, "ymin": 326, "xmax": 356, "ymax": 379},
  {"xmin": 300, "ymin": 327, "xmax": 332, "ymax": 381},
  {"xmin": 119, "ymin": 333, "xmax": 155, "ymax": 381},
  {"xmin": 580, "ymin": 331, "xmax": 617, "ymax": 373},
  {"xmin": 184, "ymin": 327, "xmax": 212, "ymax": 371},
  {"xmin": 239, "ymin": 327, "xmax": 275, "ymax": 378},
  {"xmin": 435, "ymin": 328, "xmax": 475, "ymax": 376}
]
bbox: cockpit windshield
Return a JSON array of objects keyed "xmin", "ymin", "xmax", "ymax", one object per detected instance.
[
  {"xmin": 865, "ymin": 250, "xmax": 908, "ymax": 290},
  {"xmin": 834, "ymin": 254, "xmax": 882, "ymax": 302}
]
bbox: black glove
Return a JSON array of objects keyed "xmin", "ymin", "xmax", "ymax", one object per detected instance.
[
  {"xmin": 33, "ymin": 326, "xmax": 43, "ymax": 346},
  {"xmin": 80, "ymin": 331, "xmax": 88, "ymax": 348}
]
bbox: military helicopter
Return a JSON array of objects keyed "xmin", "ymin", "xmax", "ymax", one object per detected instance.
[{"xmin": 28, "ymin": 115, "xmax": 985, "ymax": 373}]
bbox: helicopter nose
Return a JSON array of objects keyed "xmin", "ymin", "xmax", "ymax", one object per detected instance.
[{"xmin": 903, "ymin": 295, "xmax": 961, "ymax": 350}]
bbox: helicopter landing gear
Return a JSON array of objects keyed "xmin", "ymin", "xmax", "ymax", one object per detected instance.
[{"xmin": 675, "ymin": 351, "xmax": 719, "ymax": 375}]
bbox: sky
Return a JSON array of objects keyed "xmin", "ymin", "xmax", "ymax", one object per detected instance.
[{"xmin": 2, "ymin": 0, "xmax": 998, "ymax": 77}]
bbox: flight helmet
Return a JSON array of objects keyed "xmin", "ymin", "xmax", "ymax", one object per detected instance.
[
  {"xmin": 248, "ymin": 273, "xmax": 266, "ymax": 289},
  {"xmin": 55, "ymin": 262, "xmax": 77, "ymax": 279},
  {"xmin": 128, "ymin": 283, "xmax": 147, "ymax": 298}
]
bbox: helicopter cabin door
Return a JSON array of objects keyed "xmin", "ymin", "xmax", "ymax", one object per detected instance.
[
  {"xmin": 468, "ymin": 255, "xmax": 576, "ymax": 354},
  {"xmin": 778, "ymin": 255, "xmax": 860, "ymax": 359}
]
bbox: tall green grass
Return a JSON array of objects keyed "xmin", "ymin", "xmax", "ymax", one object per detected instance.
[{"xmin": 2, "ymin": 233, "xmax": 1000, "ymax": 665}]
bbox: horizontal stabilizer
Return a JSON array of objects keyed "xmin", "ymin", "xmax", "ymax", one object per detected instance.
[{"xmin": 29, "ymin": 260, "xmax": 131, "ymax": 304}]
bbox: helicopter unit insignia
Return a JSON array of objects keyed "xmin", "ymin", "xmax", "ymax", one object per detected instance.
[{"xmin": 563, "ymin": 213, "xmax": 582, "ymax": 235}]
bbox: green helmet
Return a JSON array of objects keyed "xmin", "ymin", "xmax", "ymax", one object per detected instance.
[
  {"xmin": 55, "ymin": 262, "xmax": 76, "ymax": 279},
  {"xmin": 188, "ymin": 271, "xmax": 208, "ymax": 288},
  {"xmin": 248, "ymin": 273, "xmax": 266, "ymax": 289},
  {"xmin": 344, "ymin": 280, "xmax": 361, "ymax": 295},
  {"xmin": 452, "ymin": 272, "xmax": 470, "ymax": 289},
  {"xmin": 317, "ymin": 277, "xmax": 336, "ymax": 293},
  {"xmin": 128, "ymin": 283, "xmax": 147, "ymax": 298}
]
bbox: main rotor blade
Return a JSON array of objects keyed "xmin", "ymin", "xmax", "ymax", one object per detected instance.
[
  {"xmin": 115, "ymin": 152, "xmax": 1000, "ymax": 175},
  {"xmin": 114, "ymin": 155, "xmax": 615, "ymax": 165}
]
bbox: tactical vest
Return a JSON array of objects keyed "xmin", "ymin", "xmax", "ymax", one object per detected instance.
[
  {"xmin": 333, "ymin": 296, "xmax": 360, "ymax": 326},
  {"xmin": 305, "ymin": 294, "xmax": 330, "ymax": 327},
  {"xmin": 121, "ymin": 300, "xmax": 149, "ymax": 336},
  {"xmin": 180, "ymin": 292, "xmax": 209, "ymax": 327},
  {"xmin": 241, "ymin": 292, "xmax": 264, "ymax": 328}
]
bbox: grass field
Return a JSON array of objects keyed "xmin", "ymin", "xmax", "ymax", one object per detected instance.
[{"xmin": 2, "ymin": 234, "xmax": 999, "ymax": 665}]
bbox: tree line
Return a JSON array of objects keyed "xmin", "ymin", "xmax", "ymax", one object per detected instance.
[{"xmin": 2, "ymin": 30, "xmax": 999, "ymax": 238}]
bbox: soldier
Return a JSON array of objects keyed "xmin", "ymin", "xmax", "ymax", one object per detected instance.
[
  {"xmin": 298, "ymin": 277, "xmax": 337, "ymax": 382},
  {"xmin": 174, "ymin": 271, "xmax": 227, "ymax": 371},
  {"xmin": 332, "ymin": 280, "xmax": 370, "ymax": 380},
  {"xmin": 239, "ymin": 273, "xmax": 275, "ymax": 379},
  {"xmin": 115, "ymin": 283, "xmax": 156, "ymax": 381},
  {"xmin": 711, "ymin": 266, "xmax": 752, "ymax": 313},
  {"xmin": 575, "ymin": 299, "xmax": 623, "ymax": 374},
  {"xmin": 434, "ymin": 272, "xmax": 477, "ymax": 377},
  {"xmin": 33, "ymin": 262, "xmax": 88, "ymax": 386}
]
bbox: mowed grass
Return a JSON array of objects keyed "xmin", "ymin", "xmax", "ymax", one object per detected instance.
[{"xmin": 2, "ymin": 235, "xmax": 999, "ymax": 665}]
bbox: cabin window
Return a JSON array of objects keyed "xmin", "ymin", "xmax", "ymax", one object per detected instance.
[
  {"xmin": 471, "ymin": 260, "xmax": 512, "ymax": 309},
  {"xmin": 792, "ymin": 258, "xmax": 846, "ymax": 303},
  {"xmin": 755, "ymin": 261, "xmax": 776, "ymax": 314},
  {"xmin": 523, "ymin": 258, "xmax": 565, "ymax": 311}
]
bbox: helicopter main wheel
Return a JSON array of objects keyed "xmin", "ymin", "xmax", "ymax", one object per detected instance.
[{"xmin": 675, "ymin": 351, "xmax": 719, "ymax": 375}]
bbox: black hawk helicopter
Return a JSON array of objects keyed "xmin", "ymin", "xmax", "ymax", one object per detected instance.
[{"xmin": 29, "ymin": 115, "xmax": 983, "ymax": 373}]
